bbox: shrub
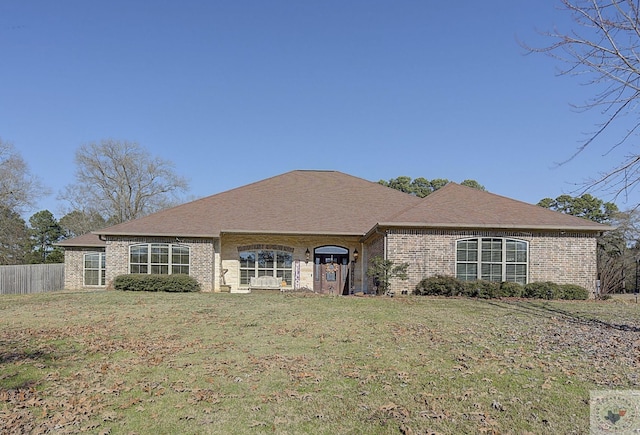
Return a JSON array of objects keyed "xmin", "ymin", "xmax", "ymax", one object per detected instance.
[
  {"xmin": 414, "ymin": 275, "xmax": 465, "ymax": 296},
  {"xmin": 523, "ymin": 281, "xmax": 562, "ymax": 300},
  {"xmin": 462, "ymin": 280, "xmax": 501, "ymax": 299},
  {"xmin": 415, "ymin": 275, "xmax": 586, "ymax": 301},
  {"xmin": 114, "ymin": 274, "xmax": 201, "ymax": 292},
  {"xmin": 500, "ymin": 281, "xmax": 524, "ymax": 298},
  {"xmin": 559, "ymin": 284, "xmax": 589, "ymax": 300},
  {"xmin": 367, "ymin": 256, "xmax": 409, "ymax": 295}
]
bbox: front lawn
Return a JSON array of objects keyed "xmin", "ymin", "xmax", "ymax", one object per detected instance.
[{"xmin": 1, "ymin": 291, "xmax": 638, "ymax": 434}]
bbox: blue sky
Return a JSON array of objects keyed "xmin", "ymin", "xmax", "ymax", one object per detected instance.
[{"xmin": 1, "ymin": 1, "xmax": 634, "ymax": 218}]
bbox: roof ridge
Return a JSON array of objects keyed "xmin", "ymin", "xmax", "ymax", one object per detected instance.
[
  {"xmin": 293, "ymin": 169, "xmax": 338, "ymax": 173},
  {"xmin": 382, "ymin": 181, "xmax": 457, "ymax": 222},
  {"xmin": 423, "ymin": 182, "xmax": 544, "ymax": 209}
]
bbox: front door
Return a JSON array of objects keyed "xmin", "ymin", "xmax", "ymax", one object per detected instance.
[
  {"xmin": 313, "ymin": 246, "xmax": 349, "ymax": 295},
  {"xmin": 321, "ymin": 262, "xmax": 341, "ymax": 295}
]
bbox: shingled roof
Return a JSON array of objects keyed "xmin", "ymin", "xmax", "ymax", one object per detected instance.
[
  {"xmin": 58, "ymin": 170, "xmax": 610, "ymax": 247},
  {"xmin": 88, "ymin": 170, "xmax": 422, "ymax": 238},
  {"xmin": 380, "ymin": 182, "xmax": 610, "ymax": 232}
]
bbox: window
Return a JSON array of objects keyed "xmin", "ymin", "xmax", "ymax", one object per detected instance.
[
  {"xmin": 129, "ymin": 243, "xmax": 190, "ymax": 275},
  {"xmin": 456, "ymin": 238, "xmax": 528, "ymax": 284},
  {"xmin": 84, "ymin": 252, "xmax": 106, "ymax": 286},
  {"xmin": 239, "ymin": 249, "xmax": 293, "ymax": 286}
]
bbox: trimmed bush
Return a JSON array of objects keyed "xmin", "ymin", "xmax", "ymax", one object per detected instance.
[
  {"xmin": 414, "ymin": 275, "xmax": 465, "ymax": 296},
  {"xmin": 559, "ymin": 284, "xmax": 589, "ymax": 300},
  {"xmin": 415, "ymin": 276, "xmax": 588, "ymax": 300},
  {"xmin": 462, "ymin": 280, "xmax": 501, "ymax": 299},
  {"xmin": 500, "ymin": 281, "xmax": 524, "ymax": 298},
  {"xmin": 114, "ymin": 274, "xmax": 201, "ymax": 292},
  {"xmin": 523, "ymin": 281, "xmax": 561, "ymax": 300},
  {"xmin": 415, "ymin": 276, "xmax": 526, "ymax": 299}
]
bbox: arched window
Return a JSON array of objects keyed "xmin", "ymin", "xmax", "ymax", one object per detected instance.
[
  {"xmin": 129, "ymin": 243, "xmax": 190, "ymax": 275},
  {"xmin": 84, "ymin": 252, "xmax": 106, "ymax": 286},
  {"xmin": 456, "ymin": 238, "xmax": 528, "ymax": 284},
  {"xmin": 314, "ymin": 245, "xmax": 349, "ymax": 265},
  {"xmin": 239, "ymin": 248, "xmax": 293, "ymax": 287}
]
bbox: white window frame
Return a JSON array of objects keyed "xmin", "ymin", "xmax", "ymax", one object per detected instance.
[
  {"xmin": 455, "ymin": 237, "xmax": 528, "ymax": 284},
  {"xmin": 83, "ymin": 251, "xmax": 106, "ymax": 286},
  {"xmin": 129, "ymin": 243, "xmax": 190, "ymax": 275},
  {"xmin": 239, "ymin": 249, "xmax": 293, "ymax": 287}
]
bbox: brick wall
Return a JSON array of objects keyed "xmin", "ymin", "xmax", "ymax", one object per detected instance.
[
  {"xmin": 528, "ymin": 233, "xmax": 597, "ymax": 287},
  {"xmin": 63, "ymin": 247, "xmax": 106, "ymax": 289},
  {"xmin": 104, "ymin": 236, "xmax": 215, "ymax": 292},
  {"xmin": 64, "ymin": 229, "xmax": 597, "ymax": 295},
  {"xmin": 382, "ymin": 228, "xmax": 599, "ymax": 294}
]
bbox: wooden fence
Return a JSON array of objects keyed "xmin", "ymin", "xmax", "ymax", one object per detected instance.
[{"xmin": 0, "ymin": 264, "xmax": 65, "ymax": 295}]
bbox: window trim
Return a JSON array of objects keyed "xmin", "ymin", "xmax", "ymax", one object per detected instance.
[
  {"xmin": 83, "ymin": 251, "xmax": 106, "ymax": 286},
  {"xmin": 128, "ymin": 243, "xmax": 190, "ymax": 275},
  {"xmin": 239, "ymin": 248, "xmax": 293, "ymax": 288},
  {"xmin": 455, "ymin": 237, "xmax": 528, "ymax": 284}
]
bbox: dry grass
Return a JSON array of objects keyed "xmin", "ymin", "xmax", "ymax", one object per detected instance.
[{"xmin": 1, "ymin": 290, "xmax": 638, "ymax": 434}]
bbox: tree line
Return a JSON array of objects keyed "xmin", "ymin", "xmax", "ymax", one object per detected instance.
[{"xmin": 378, "ymin": 176, "xmax": 485, "ymax": 197}]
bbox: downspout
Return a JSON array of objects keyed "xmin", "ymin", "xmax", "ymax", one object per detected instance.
[
  {"xmin": 359, "ymin": 241, "xmax": 365, "ymax": 293},
  {"xmin": 383, "ymin": 230, "xmax": 388, "ymax": 261},
  {"xmin": 383, "ymin": 230, "xmax": 388, "ymax": 295}
]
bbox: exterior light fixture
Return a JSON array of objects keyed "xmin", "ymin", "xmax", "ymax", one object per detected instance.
[
  {"xmin": 305, "ymin": 248, "xmax": 310, "ymax": 263},
  {"xmin": 353, "ymin": 249, "xmax": 359, "ymax": 263}
]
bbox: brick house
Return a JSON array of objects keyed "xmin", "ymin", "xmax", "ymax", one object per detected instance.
[{"xmin": 57, "ymin": 170, "xmax": 610, "ymax": 295}]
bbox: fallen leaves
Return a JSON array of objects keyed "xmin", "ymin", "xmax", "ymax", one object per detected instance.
[
  {"xmin": 368, "ymin": 401, "xmax": 413, "ymax": 433},
  {"xmin": 1, "ymin": 293, "xmax": 638, "ymax": 434}
]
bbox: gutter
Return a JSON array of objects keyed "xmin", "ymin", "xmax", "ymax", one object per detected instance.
[
  {"xmin": 360, "ymin": 220, "xmax": 611, "ymax": 251},
  {"xmin": 95, "ymin": 229, "xmax": 367, "ymax": 239},
  {"xmin": 219, "ymin": 229, "xmax": 365, "ymax": 237},
  {"xmin": 94, "ymin": 231, "xmax": 217, "ymax": 238},
  {"xmin": 54, "ymin": 242, "xmax": 106, "ymax": 248},
  {"xmin": 373, "ymin": 222, "xmax": 613, "ymax": 232}
]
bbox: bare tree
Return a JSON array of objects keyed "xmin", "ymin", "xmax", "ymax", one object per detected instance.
[
  {"xmin": 610, "ymin": 208, "xmax": 640, "ymax": 291},
  {"xmin": 0, "ymin": 139, "xmax": 48, "ymax": 213},
  {"xmin": 527, "ymin": 0, "xmax": 640, "ymax": 200},
  {"xmin": 60, "ymin": 140, "xmax": 189, "ymax": 224}
]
